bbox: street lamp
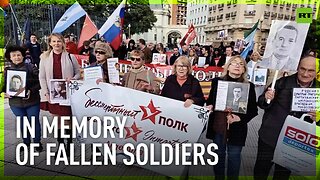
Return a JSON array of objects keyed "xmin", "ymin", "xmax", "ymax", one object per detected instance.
[{"xmin": 128, "ymin": 24, "xmax": 131, "ymax": 39}]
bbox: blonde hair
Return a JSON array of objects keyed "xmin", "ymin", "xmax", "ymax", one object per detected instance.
[
  {"xmin": 251, "ymin": 51, "xmax": 261, "ymax": 60},
  {"xmin": 172, "ymin": 56, "xmax": 192, "ymax": 75},
  {"xmin": 221, "ymin": 55, "xmax": 248, "ymax": 83},
  {"xmin": 41, "ymin": 33, "xmax": 66, "ymax": 58}
]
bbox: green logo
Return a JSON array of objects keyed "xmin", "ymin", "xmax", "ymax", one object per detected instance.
[{"xmin": 296, "ymin": 8, "xmax": 313, "ymax": 23}]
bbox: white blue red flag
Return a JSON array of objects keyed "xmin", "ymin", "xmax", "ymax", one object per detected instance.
[
  {"xmin": 98, "ymin": 1, "xmax": 125, "ymax": 50},
  {"xmin": 52, "ymin": 2, "xmax": 86, "ymax": 33}
]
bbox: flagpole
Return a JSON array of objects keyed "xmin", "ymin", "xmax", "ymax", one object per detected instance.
[{"xmin": 9, "ymin": 4, "xmax": 22, "ymax": 38}]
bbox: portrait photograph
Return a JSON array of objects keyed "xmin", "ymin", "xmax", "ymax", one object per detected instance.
[
  {"xmin": 49, "ymin": 79, "xmax": 69, "ymax": 104},
  {"xmin": 260, "ymin": 20, "xmax": 310, "ymax": 71},
  {"xmin": 215, "ymin": 81, "xmax": 250, "ymax": 114},
  {"xmin": 253, "ymin": 68, "xmax": 268, "ymax": 85},
  {"xmin": 6, "ymin": 69, "xmax": 27, "ymax": 97},
  {"xmin": 152, "ymin": 53, "xmax": 160, "ymax": 64}
]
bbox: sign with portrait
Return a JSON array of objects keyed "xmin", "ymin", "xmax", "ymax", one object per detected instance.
[
  {"xmin": 253, "ymin": 68, "xmax": 268, "ymax": 85},
  {"xmin": 291, "ymin": 88, "xmax": 319, "ymax": 112},
  {"xmin": 49, "ymin": 79, "xmax": 69, "ymax": 105},
  {"xmin": 260, "ymin": 20, "xmax": 310, "ymax": 71},
  {"xmin": 107, "ymin": 58, "xmax": 120, "ymax": 84},
  {"xmin": 6, "ymin": 69, "xmax": 27, "ymax": 97},
  {"xmin": 215, "ymin": 81, "xmax": 250, "ymax": 114}
]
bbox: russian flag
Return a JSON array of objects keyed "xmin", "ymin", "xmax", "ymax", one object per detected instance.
[{"xmin": 98, "ymin": 1, "xmax": 125, "ymax": 50}]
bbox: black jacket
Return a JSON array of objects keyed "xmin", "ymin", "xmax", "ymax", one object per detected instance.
[
  {"xmin": 206, "ymin": 76, "xmax": 258, "ymax": 146},
  {"xmin": 161, "ymin": 74, "xmax": 205, "ymax": 106},
  {"xmin": 3, "ymin": 62, "xmax": 40, "ymax": 107},
  {"xmin": 258, "ymin": 73, "xmax": 317, "ymax": 148}
]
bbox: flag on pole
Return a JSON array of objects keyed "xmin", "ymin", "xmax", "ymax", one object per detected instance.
[
  {"xmin": 180, "ymin": 24, "xmax": 196, "ymax": 46},
  {"xmin": 98, "ymin": 0, "xmax": 125, "ymax": 50},
  {"xmin": 22, "ymin": 18, "xmax": 31, "ymax": 44},
  {"xmin": 186, "ymin": 27, "xmax": 197, "ymax": 45},
  {"xmin": 52, "ymin": 2, "xmax": 86, "ymax": 33},
  {"xmin": 240, "ymin": 20, "xmax": 259, "ymax": 59},
  {"xmin": 78, "ymin": 14, "xmax": 98, "ymax": 49}
]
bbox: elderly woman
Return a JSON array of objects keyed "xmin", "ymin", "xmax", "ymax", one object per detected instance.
[
  {"xmin": 161, "ymin": 56, "xmax": 205, "ymax": 107},
  {"xmin": 92, "ymin": 41, "xmax": 114, "ymax": 83},
  {"xmin": 3, "ymin": 45, "xmax": 42, "ymax": 152},
  {"xmin": 206, "ymin": 55, "xmax": 258, "ymax": 179},
  {"xmin": 122, "ymin": 50, "xmax": 160, "ymax": 94},
  {"xmin": 39, "ymin": 33, "xmax": 80, "ymax": 156},
  {"xmin": 247, "ymin": 51, "xmax": 266, "ymax": 99}
]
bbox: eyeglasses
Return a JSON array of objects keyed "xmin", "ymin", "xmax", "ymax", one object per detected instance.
[
  {"xmin": 130, "ymin": 57, "xmax": 142, "ymax": 62},
  {"xmin": 176, "ymin": 65, "xmax": 188, "ymax": 69},
  {"xmin": 230, "ymin": 61, "xmax": 245, "ymax": 67},
  {"xmin": 95, "ymin": 51, "xmax": 106, "ymax": 55}
]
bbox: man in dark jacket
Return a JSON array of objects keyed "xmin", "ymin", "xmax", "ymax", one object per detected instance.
[
  {"xmin": 254, "ymin": 55, "xmax": 318, "ymax": 180},
  {"xmin": 26, "ymin": 34, "xmax": 41, "ymax": 67}
]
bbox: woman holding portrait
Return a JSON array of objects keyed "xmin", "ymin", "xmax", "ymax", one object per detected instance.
[
  {"xmin": 206, "ymin": 55, "xmax": 258, "ymax": 180},
  {"xmin": 3, "ymin": 45, "xmax": 42, "ymax": 152},
  {"xmin": 39, "ymin": 33, "xmax": 80, "ymax": 156}
]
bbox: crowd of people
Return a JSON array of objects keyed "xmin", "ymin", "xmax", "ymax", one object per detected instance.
[{"xmin": 1, "ymin": 31, "xmax": 318, "ymax": 180}]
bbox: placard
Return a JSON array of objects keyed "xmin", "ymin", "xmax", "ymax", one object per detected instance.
[
  {"xmin": 107, "ymin": 58, "xmax": 120, "ymax": 84},
  {"xmin": 215, "ymin": 81, "xmax": 250, "ymax": 114},
  {"xmin": 83, "ymin": 66, "xmax": 103, "ymax": 82},
  {"xmin": 291, "ymin": 88, "xmax": 319, "ymax": 112},
  {"xmin": 49, "ymin": 79, "xmax": 69, "ymax": 105},
  {"xmin": 253, "ymin": 68, "xmax": 268, "ymax": 85},
  {"xmin": 6, "ymin": 69, "xmax": 27, "ymax": 97}
]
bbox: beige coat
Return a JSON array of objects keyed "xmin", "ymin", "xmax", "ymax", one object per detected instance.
[
  {"xmin": 122, "ymin": 69, "xmax": 160, "ymax": 94},
  {"xmin": 39, "ymin": 51, "xmax": 80, "ymax": 102}
]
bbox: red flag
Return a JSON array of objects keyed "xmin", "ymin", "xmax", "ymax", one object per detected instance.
[
  {"xmin": 186, "ymin": 28, "xmax": 197, "ymax": 45},
  {"xmin": 78, "ymin": 14, "xmax": 98, "ymax": 49},
  {"xmin": 0, "ymin": 0, "xmax": 9, "ymax": 8},
  {"xmin": 180, "ymin": 24, "xmax": 195, "ymax": 46}
]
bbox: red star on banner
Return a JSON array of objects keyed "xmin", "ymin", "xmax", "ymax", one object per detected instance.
[
  {"xmin": 124, "ymin": 122, "xmax": 142, "ymax": 142},
  {"xmin": 139, "ymin": 100, "xmax": 161, "ymax": 124}
]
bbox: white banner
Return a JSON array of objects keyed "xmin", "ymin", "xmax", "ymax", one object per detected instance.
[{"xmin": 70, "ymin": 82, "xmax": 209, "ymax": 176}]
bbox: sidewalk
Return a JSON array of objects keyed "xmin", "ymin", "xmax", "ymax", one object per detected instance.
[{"xmin": 1, "ymin": 99, "xmax": 264, "ymax": 179}]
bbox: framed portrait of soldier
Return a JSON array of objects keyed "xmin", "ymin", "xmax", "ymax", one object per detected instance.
[
  {"xmin": 6, "ymin": 69, "xmax": 27, "ymax": 97},
  {"xmin": 215, "ymin": 81, "xmax": 250, "ymax": 114},
  {"xmin": 152, "ymin": 53, "xmax": 160, "ymax": 64},
  {"xmin": 49, "ymin": 79, "xmax": 69, "ymax": 105},
  {"xmin": 260, "ymin": 20, "xmax": 310, "ymax": 71}
]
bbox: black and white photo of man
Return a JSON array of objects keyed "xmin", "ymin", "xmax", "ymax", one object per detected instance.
[{"xmin": 260, "ymin": 21, "xmax": 310, "ymax": 71}]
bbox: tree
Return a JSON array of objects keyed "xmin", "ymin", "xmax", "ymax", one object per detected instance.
[{"xmin": 303, "ymin": 18, "xmax": 320, "ymax": 58}]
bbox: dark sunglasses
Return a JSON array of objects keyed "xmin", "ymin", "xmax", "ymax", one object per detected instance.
[
  {"xmin": 95, "ymin": 50, "xmax": 106, "ymax": 55},
  {"xmin": 130, "ymin": 57, "xmax": 142, "ymax": 62}
]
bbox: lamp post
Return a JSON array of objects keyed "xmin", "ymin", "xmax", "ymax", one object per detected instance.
[{"xmin": 128, "ymin": 24, "xmax": 131, "ymax": 39}]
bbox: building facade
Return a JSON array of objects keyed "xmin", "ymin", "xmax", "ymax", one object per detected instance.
[
  {"xmin": 131, "ymin": 4, "xmax": 188, "ymax": 48},
  {"xmin": 187, "ymin": 0, "xmax": 209, "ymax": 45},
  {"xmin": 205, "ymin": 0, "xmax": 318, "ymax": 49}
]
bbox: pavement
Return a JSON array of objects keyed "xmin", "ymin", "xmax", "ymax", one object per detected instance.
[{"xmin": 0, "ymin": 98, "xmax": 267, "ymax": 179}]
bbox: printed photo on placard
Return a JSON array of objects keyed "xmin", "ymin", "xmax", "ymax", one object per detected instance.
[
  {"xmin": 107, "ymin": 58, "xmax": 120, "ymax": 84},
  {"xmin": 198, "ymin": 57, "xmax": 206, "ymax": 67},
  {"xmin": 50, "ymin": 79, "xmax": 69, "ymax": 105},
  {"xmin": 152, "ymin": 53, "xmax": 160, "ymax": 64},
  {"xmin": 215, "ymin": 81, "xmax": 250, "ymax": 114},
  {"xmin": 253, "ymin": 68, "xmax": 268, "ymax": 85},
  {"xmin": 247, "ymin": 67, "xmax": 253, "ymax": 82},
  {"xmin": 6, "ymin": 69, "xmax": 27, "ymax": 97},
  {"xmin": 291, "ymin": 88, "xmax": 319, "ymax": 112},
  {"xmin": 159, "ymin": 54, "xmax": 167, "ymax": 65},
  {"xmin": 260, "ymin": 20, "xmax": 310, "ymax": 71}
]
